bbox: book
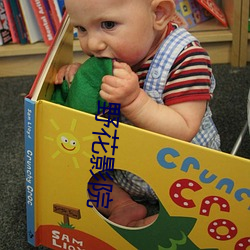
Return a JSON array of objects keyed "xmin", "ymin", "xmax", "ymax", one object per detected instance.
[
  {"xmin": 30, "ymin": 0, "xmax": 55, "ymax": 45},
  {"xmin": 27, "ymin": 13, "xmax": 73, "ymax": 102},
  {"xmin": 196, "ymin": 0, "xmax": 228, "ymax": 27},
  {"xmin": 19, "ymin": 0, "xmax": 43, "ymax": 43},
  {"xmin": 56, "ymin": 0, "xmax": 65, "ymax": 17},
  {"xmin": 43, "ymin": 0, "xmax": 56, "ymax": 34},
  {"xmin": 25, "ymin": 13, "xmax": 250, "ymax": 250},
  {"xmin": 25, "ymin": 14, "xmax": 73, "ymax": 247},
  {"xmin": 9, "ymin": 0, "xmax": 28, "ymax": 44},
  {"xmin": 48, "ymin": 0, "xmax": 61, "ymax": 30},
  {"xmin": 0, "ymin": 0, "xmax": 12, "ymax": 45},
  {"xmin": 175, "ymin": 0, "xmax": 213, "ymax": 28},
  {"xmin": 2, "ymin": 0, "xmax": 19, "ymax": 43}
]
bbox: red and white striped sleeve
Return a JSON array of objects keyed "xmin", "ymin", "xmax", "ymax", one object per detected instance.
[{"xmin": 162, "ymin": 41, "xmax": 213, "ymax": 106}]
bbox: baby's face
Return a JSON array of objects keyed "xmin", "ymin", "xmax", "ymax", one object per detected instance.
[{"xmin": 65, "ymin": 0, "xmax": 158, "ymax": 68}]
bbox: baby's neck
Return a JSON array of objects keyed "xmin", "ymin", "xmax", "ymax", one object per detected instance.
[{"xmin": 132, "ymin": 28, "xmax": 168, "ymax": 71}]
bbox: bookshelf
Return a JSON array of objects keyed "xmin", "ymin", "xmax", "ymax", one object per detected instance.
[{"xmin": 0, "ymin": 0, "xmax": 246, "ymax": 77}]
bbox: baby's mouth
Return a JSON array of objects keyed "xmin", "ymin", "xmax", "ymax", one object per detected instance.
[{"xmin": 113, "ymin": 58, "xmax": 123, "ymax": 62}]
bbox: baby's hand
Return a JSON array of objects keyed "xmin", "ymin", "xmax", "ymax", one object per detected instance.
[
  {"xmin": 54, "ymin": 62, "xmax": 81, "ymax": 85},
  {"xmin": 101, "ymin": 61, "xmax": 140, "ymax": 107}
]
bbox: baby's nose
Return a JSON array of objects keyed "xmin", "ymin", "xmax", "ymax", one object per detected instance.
[{"xmin": 88, "ymin": 35, "xmax": 106, "ymax": 53}]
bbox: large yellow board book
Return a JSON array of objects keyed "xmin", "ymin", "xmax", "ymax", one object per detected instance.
[{"xmin": 25, "ymin": 14, "xmax": 250, "ymax": 250}]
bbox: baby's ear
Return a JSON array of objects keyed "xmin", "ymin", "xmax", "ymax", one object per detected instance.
[{"xmin": 152, "ymin": 0, "xmax": 175, "ymax": 31}]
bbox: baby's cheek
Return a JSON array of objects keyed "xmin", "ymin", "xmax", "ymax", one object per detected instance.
[{"xmin": 115, "ymin": 44, "xmax": 145, "ymax": 66}]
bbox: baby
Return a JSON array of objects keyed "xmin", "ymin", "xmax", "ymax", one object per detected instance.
[{"xmin": 55, "ymin": 0, "xmax": 220, "ymax": 227}]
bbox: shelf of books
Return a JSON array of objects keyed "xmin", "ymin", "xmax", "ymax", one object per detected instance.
[{"xmin": 0, "ymin": 0, "xmax": 246, "ymax": 77}]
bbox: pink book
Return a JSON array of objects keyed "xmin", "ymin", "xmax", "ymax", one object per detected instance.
[
  {"xmin": 196, "ymin": 0, "xmax": 228, "ymax": 27},
  {"xmin": 2, "ymin": 0, "xmax": 19, "ymax": 43}
]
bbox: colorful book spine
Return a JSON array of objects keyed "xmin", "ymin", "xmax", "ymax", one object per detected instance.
[
  {"xmin": 19, "ymin": 0, "xmax": 43, "ymax": 43},
  {"xmin": 43, "ymin": 0, "xmax": 56, "ymax": 34},
  {"xmin": 56, "ymin": 0, "xmax": 65, "ymax": 16},
  {"xmin": 30, "ymin": 0, "xmax": 55, "ymax": 45},
  {"xmin": 2, "ymin": 0, "xmax": 19, "ymax": 43},
  {"xmin": 48, "ymin": 0, "xmax": 61, "ymax": 30},
  {"xmin": 9, "ymin": 0, "xmax": 28, "ymax": 44},
  {"xmin": 196, "ymin": 0, "xmax": 228, "ymax": 27},
  {"xmin": 0, "ymin": 0, "xmax": 12, "ymax": 45},
  {"xmin": 24, "ymin": 98, "xmax": 36, "ymax": 246}
]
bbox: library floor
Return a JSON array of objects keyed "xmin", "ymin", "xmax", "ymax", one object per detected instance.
[{"xmin": 1, "ymin": 63, "xmax": 249, "ymax": 249}]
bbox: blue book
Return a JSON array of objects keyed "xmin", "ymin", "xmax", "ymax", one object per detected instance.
[
  {"xmin": 56, "ymin": 0, "xmax": 65, "ymax": 15},
  {"xmin": 24, "ymin": 98, "xmax": 36, "ymax": 246},
  {"xmin": 9, "ymin": 0, "xmax": 28, "ymax": 44}
]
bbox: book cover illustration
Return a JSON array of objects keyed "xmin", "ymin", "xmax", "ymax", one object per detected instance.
[
  {"xmin": 175, "ymin": 0, "xmax": 213, "ymax": 29},
  {"xmin": 25, "ymin": 99, "xmax": 250, "ymax": 250},
  {"xmin": 0, "ymin": 0, "xmax": 12, "ymax": 45},
  {"xmin": 25, "ymin": 13, "xmax": 250, "ymax": 250}
]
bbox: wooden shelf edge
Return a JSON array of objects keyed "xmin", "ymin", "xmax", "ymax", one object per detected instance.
[
  {"xmin": 191, "ymin": 30, "xmax": 233, "ymax": 43},
  {"xmin": 0, "ymin": 40, "xmax": 82, "ymax": 57},
  {"xmin": 0, "ymin": 29, "xmax": 233, "ymax": 59}
]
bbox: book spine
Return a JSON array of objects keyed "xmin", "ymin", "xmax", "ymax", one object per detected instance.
[
  {"xmin": 2, "ymin": 0, "xmax": 19, "ymax": 43},
  {"xmin": 30, "ymin": 0, "xmax": 54, "ymax": 45},
  {"xmin": 53, "ymin": 0, "xmax": 62, "ymax": 22},
  {"xmin": 43, "ymin": 0, "xmax": 56, "ymax": 34},
  {"xmin": 19, "ymin": 0, "xmax": 43, "ymax": 43},
  {"xmin": 56, "ymin": 0, "xmax": 65, "ymax": 16},
  {"xmin": 0, "ymin": 0, "xmax": 12, "ymax": 45},
  {"xmin": 24, "ymin": 98, "xmax": 36, "ymax": 246},
  {"xmin": 48, "ymin": 0, "xmax": 60, "ymax": 30},
  {"xmin": 9, "ymin": 0, "xmax": 28, "ymax": 44}
]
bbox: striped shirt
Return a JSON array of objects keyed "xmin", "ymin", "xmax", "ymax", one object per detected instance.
[{"xmin": 137, "ymin": 22, "xmax": 212, "ymax": 106}]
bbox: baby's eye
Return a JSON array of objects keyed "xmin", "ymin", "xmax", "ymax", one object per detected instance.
[
  {"xmin": 76, "ymin": 26, "xmax": 86, "ymax": 32},
  {"xmin": 101, "ymin": 21, "xmax": 116, "ymax": 30}
]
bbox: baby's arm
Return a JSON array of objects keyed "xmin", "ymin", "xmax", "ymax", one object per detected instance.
[
  {"xmin": 55, "ymin": 62, "xmax": 81, "ymax": 84},
  {"xmin": 101, "ymin": 61, "xmax": 206, "ymax": 142}
]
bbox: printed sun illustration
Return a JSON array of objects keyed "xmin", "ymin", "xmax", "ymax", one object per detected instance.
[{"xmin": 44, "ymin": 118, "xmax": 94, "ymax": 168}]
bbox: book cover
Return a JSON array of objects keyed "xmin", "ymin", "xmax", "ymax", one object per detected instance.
[
  {"xmin": 19, "ymin": 0, "xmax": 43, "ymax": 43},
  {"xmin": 30, "ymin": 0, "xmax": 55, "ymax": 45},
  {"xmin": 25, "ymin": 101, "xmax": 250, "ymax": 250},
  {"xmin": 9, "ymin": 0, "xmax": 29, "ymax": 44},
  {"xmin": 196, "ymin": 0, "xmax": 228, "ymax": 27},
  {"xmin": 25, "ymin": 13, "xmax": 250, "ymax": 250},
  {"xmin": 175, "ymin": 0, "xmax": 213, "ymax": 28},
  {"xmin": 0, "ymin": 0, "xmax": 12, "ymax": 45},
  {"xmin": 2, "ymin": 0, "xmax": 19, "ymax": 43}
]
